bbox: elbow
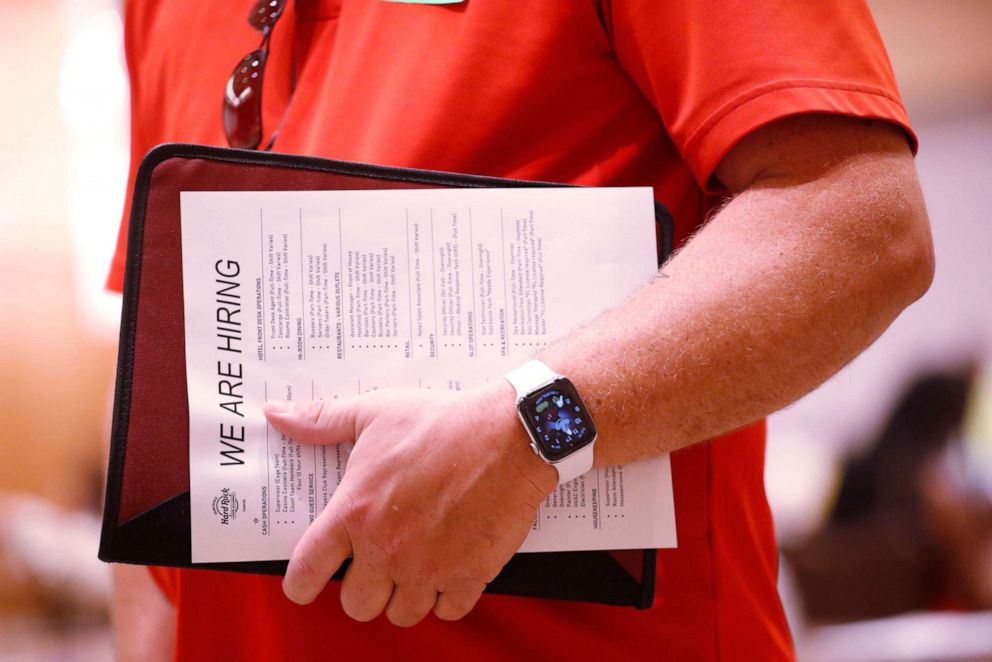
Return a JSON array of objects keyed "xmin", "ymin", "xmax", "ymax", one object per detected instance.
[
  {"xmin": 882, "ymin": 191, "xmax": 935, "ymax": 309},
  {"xmin": 907, "ymin": 216, "xmax": 935, "ymax": 303}
]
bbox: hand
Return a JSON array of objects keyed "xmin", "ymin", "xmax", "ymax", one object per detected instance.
[{"xmin": 264, "ymin": 380, "xmax": 557, "ymax": 626}]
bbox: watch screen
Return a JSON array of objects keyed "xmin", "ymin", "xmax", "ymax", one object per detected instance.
[{"xmin": 520, "ymin": 378, "xmax": 596, "ymax": 461}]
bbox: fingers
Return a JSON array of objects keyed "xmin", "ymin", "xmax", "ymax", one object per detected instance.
[
  {"xmin": 433, "ymin": 581, "xmax": 486, "ymax": 621},
  {"xmin": 339, "ymin": 562, "xmax": 394, "ymax": 622},
  {"xmin": 282, "ymin": 508, "xmax": 353, "ymax": 605},
  {"xmin": 385, "ymin": 583, "xmax": 437, "ymax": 627},
  {"xmin": 264, "ymin": 397, "xmax": 360, "ymax": 446},
  {"xmin": 343, "ymin": 579, "xmax": 485, "ymax": 625}
]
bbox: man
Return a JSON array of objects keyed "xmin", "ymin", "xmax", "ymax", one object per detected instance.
[{"xmin": 110, "ymin": 1, "xmax": 933, "ymax": 659}]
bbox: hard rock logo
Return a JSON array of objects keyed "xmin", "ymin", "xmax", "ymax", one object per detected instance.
[{"xmin": 212, "ymin": 487, "xmax": 239, "ymax": 525}]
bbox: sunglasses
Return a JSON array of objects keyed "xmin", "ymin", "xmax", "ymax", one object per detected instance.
[{"xmin": 222, "ymin": 0, "xmax": 288, "ymax": 150}]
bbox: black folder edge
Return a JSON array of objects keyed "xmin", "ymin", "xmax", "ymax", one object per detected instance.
[{"xmin": 99, "ymin": 143, "xmax": 673, "ymax": 610}]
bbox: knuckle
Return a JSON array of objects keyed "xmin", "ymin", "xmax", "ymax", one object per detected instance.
[
  {"xmin": 335, "ymin": 492, "xmax": 367, "ymax": 531},
  {"xmin": 288, "ymin": 552, "xmax": 320, "ymax": 583},
  {"xmin": 309, "ymin": 399, "xmax": 334, "ymax": 428}
]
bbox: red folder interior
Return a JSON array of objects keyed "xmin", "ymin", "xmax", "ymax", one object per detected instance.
[{"xmin": 121, "ymin": 156, "xmax": 435, "ymax": 524}]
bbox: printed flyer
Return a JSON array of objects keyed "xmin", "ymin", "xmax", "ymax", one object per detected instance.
[{"xmin": 180, "ymin": 187, "xmax": 677, "ymax": 562}]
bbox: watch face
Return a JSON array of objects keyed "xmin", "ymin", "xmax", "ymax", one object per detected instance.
[{"xmin": 519, "ymin": 378, "xmax": 596, "ymax": 461}]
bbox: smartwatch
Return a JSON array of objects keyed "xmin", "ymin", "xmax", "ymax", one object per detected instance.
[{"xmin": 504, "ymin": 360, "xmax": 597, "ymax": 486}]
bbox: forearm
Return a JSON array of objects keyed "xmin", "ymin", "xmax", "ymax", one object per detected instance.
[
  {"xmin": 536, "ymin": 118, "xmax": 933, "ymax": 466},
  {"xmin": 269, "ymin": 117, "xmax": 935, "ymax": 621}
]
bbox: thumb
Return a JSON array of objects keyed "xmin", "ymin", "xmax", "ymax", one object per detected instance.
[{"xmin": 264, "ymin": 398, "xmax": 361, "ymax": 445}]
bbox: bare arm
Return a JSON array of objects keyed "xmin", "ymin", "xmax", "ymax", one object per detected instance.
[
  {"xmin": 541, "ymin": 113, "xmax": 934, "ymax": 466},
  {"xmin": 265, "ymin": 113, "xmax": 934, "ymax": 624},
  {"xmin": 112, "ymin": 565, "xmax": 176, "ymax": 662}
]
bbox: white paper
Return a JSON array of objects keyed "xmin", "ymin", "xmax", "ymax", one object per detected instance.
[{"xmin": 180, "ymin": 187, "xmax": 677, "ymax": 563}]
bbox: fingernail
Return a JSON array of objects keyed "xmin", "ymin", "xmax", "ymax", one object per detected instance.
[{"xmin": 265, "ymin": 400, "xmax": 294, "ymax": 414}]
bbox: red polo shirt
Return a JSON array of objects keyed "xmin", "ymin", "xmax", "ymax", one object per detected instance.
[{"xmin": 109, "ymin": 1, "xmax": 913, "ymax": 659}]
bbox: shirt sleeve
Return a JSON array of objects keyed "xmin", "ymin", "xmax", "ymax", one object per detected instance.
[{"xmin": 606, "ymin": 0, "xmax": 916, "ymax": 192}]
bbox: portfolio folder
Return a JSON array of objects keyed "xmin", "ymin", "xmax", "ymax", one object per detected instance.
[{"xmin": 98, "ymin": 143, "xmax": 673, "ymax": 608}]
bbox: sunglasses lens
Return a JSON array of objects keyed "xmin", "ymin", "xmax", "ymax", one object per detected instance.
[
  {"xmin": 225, "ymin": 0, "xmax": 285, "ymax": 150},
  {"xmin": 248, "ymin": 0, "xmax": 287, "ymax": 32},
  {"xmin": 223, "ymin": 48, "xmax": 268, "ymax": 149}
]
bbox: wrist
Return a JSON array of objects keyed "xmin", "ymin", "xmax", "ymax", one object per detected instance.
[
  {"xmin": 500, "ymin": 359, "xmax": 599, "ymax": 486},
  {"xmin": 477, "ymin": 379, "xmax": 558, "ymax": 499}
]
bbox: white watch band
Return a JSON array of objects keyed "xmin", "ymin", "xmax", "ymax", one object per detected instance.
[
  {"xmin": 504, "ymin": 359, "xmax": 559, "ymax": 399},
  {"xmin": 549, "ymin": 450, "xmax": 594, "ymax": 486},
  {"xmin": 504, "ymin": 359, "xmax": 595, "ymax": 486}
]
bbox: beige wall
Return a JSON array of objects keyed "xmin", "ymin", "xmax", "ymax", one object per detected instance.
[
  {"xmin": 0, "ymin": 2, "xmax": 116, "ymax": 508},
  {"xmin": 870, "ymin": 0, "xmax": 992, "ymax": 120}
]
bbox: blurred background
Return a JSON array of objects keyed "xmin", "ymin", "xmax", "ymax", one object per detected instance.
[{"xmin": 0, "ymin": 1, "xmax": 989, "ymax": 659}]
